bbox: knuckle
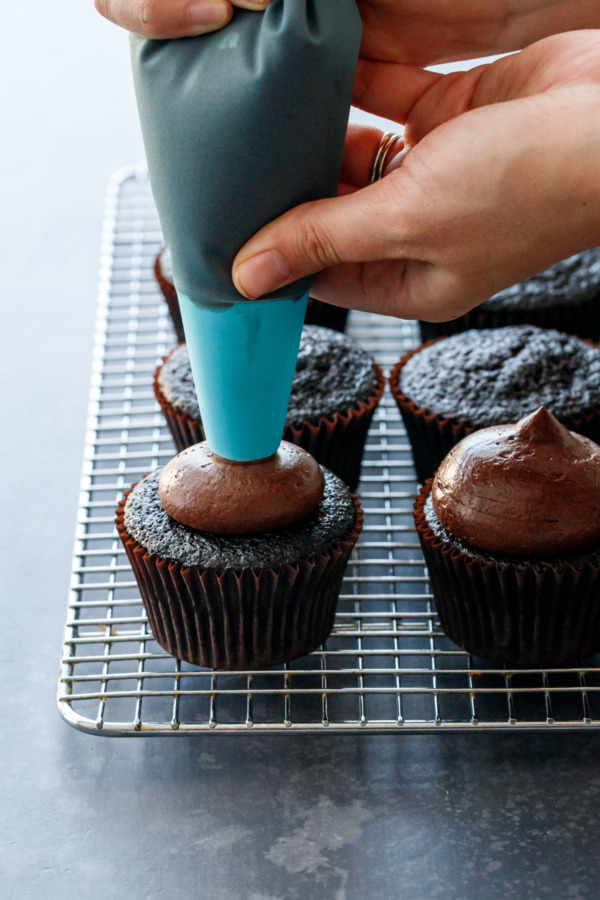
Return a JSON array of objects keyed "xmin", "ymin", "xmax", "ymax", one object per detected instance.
[
  {"xmin": 353, "ymin": 61, "xmax": 377, "ymax": 107},
  {"xmin": 136, "ymin": 0, "xmax": 163, "ymax": 36},
  {"xmin": 299, "ymin": 209, "xmax": 342, "ymax": 269}
]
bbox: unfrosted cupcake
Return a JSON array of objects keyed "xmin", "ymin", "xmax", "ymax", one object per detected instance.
[
  {"xmin": 304, "ymin": 297, "xmax": 349, "ymax": 333},
  {"xmin": 414, "ymin": 408, "xmax": 600, "ymax": 665},
  {"xmin": 117, "ymin": 442, "xmax": 362, "ymax": 670},
  {"xmin": 154, "ymin": 247, "xmax": 185, "ymax": 343},
  {"xmin": 419, "ymin": 248, "xmax": 600, "ymax": 343},
  {"xmin": 155, "ymin": 325, "xmax": 384, "ymax": 490},
  {"xmin": 391, "ymin": 325, "xmax": 600, "ymax": 482},
  {"xmin": 154, "ymin": 246, "xmax": 348, "ymax": 340}
]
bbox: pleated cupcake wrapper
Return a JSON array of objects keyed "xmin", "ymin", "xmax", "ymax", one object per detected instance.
[
  {"xmin": 154, "ymin": 358, "xmax": 385, "ymax": 491},
  {"xmin": 304, "ymin": 298, "xmax": 349, "ymax": 333},
  {"xmin": 283, "ymin": 365, "xmax": 384, "ymax": 491},
  {"xmin": 154, "ymin": 253, "xmax": 185, "ymax": 344},
  {"xmin": 390, "ymin": 340, "xmax": 600, "ymax": 483},
  {"xmin": 414, "ymin": 482, "xmax": 600, "ymax": 666},
  {"xmin": 418, "ymin": 291, "xmax": 600, "ymax": 344},
  {"xmin": 116, "ymin": 491, "xmax": 363, "ymax": 670}
]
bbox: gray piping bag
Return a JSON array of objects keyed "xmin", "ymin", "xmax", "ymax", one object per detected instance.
[{"xmin": 131, "ymin": 0, "xmax": 362, "ymax": 460}]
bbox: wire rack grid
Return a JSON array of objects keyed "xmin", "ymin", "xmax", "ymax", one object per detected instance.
[{"xmin": 58, "ymin": 164, "xmax": 600, "ymax": 736}]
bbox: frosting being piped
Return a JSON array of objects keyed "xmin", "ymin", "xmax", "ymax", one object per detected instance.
[
  {"xmin": 432, "ymin": 407, "xmax": 600, "ymax": 556},
  {"xmin": 158, "ymin": 441, "xmax": 325, "ymax": 535}
]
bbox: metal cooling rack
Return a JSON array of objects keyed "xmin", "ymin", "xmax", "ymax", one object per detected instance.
[{"xmin": 58, "ymin": 164, "xmax": 600, "ymax": 735}]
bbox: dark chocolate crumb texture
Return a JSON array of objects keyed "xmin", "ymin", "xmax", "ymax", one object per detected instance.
[
  {"xmin": 400, "ymin": 325, "xmax": 600, "ymax": 429},
  {"xmin": 484, "ymin": 248, "xmax": 600, "ymax": 311},
  {"xmin": 123, "ymin": 467, "xmax": 355, "ymax": 570},
  {"xmin": 423, "ymin": 495, "xmax": 600, "ymax": 573},
  {"xmin": 157, "ymin": 325, "xmax": 378, "ymax": 426}
]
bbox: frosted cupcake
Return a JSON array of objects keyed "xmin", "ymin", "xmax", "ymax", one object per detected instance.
[
  {"xmin": 391, "ymin": 325, "xmax": 600, "ymax": 482},
  {"xmin": 117, "ymin": 442, "xmax": 362, "ymax": 670},
  {"xmin": 414, "ymin": 408, "xmax": 600, "ymax": 665}
]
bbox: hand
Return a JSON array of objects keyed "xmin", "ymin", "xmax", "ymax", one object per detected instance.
[
  {"xmin": 94, "ymin": 1, "xmax": 600, "ymax": 61},
  {"xmin": 356, "ymin": 0, "xmax": 600, "ymax": 67},
  {"xmin": 232, "ymin": 31, "xmax": 600, "ymax": 323},
  {"xmin": 94, "ymin": 0, "xmax": 273, "ymax": 38}
]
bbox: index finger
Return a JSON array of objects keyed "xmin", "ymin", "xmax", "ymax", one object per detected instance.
[
  {"xmin": 353, "ymin": 59, "xmax": 442, "ymax": 123},
  {"xmin": 341, "ymin": 124, "xmax": 405, "ymax": 188},
  {"xmin": 95, "ymin": 0, "xmax": 272, "ymax": 39}
]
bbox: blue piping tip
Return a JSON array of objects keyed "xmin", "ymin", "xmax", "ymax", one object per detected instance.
[{"xmin": 177, "ymin": 293, "xmax": 308, "ymax": 461}]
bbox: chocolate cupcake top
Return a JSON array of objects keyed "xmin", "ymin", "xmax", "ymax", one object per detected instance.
[
  {"xmin": 123, "ymin": 466, "xmax": 355, "ymax": 569},
  {"xmin": 484, "ymin": 248, "xmax": 600, "ymax": 311},
  {"xmin": 423, "ymin": 494, "xmax": 600, "ymax": 573},
  {"xmin": 157, "ymin": 247, "xmax": 173, "ymax": 285},
  {"xmin": 432, "ymin": 408, "xmax": 600, "ymax": 556},
  {"xmin": 400, "ymin": 325, "xmax": 600, "ymax": 429},
  {"xmin": 157, "ymin": 325, "xmax": 378, "ymax": 426}
]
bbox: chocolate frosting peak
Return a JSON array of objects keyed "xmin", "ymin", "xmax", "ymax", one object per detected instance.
[
  {"xmin": 158, "ymin": 441, "xmax": 325, "ymax": 535},
  {"xmin": 432, "ymin": 407, "xmax": 600, "ymax": 555}
]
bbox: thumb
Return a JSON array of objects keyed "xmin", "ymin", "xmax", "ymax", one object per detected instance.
[{"xmin": 232, "ymin": 177, "xmax": 409, "ymax": 299}]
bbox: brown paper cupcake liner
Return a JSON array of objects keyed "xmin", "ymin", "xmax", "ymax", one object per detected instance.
[
  {"xmin": 154, "ymin": 253, "xmax": 185, "ymax": 344},
  {"xmin": 116, "ymin": 491, "xmax": 363, "ymax": 670},
  {"xmin": 390, "ymin": 340, "xmax": 600, "ymax": 483},
  {"xmin": 414, "ymin": 482, "xmax": 600, "ymax": 665},
  {"xmin": 304, "ymin": 298, "xmax": 349, "ymax": 333},
  {"xmin": 154, "ymin": 360, "xmax": 385, "ymax": 491},
  {"xmin": 418, "ymin": 292, "xmax": 600, "ymax": 344}
]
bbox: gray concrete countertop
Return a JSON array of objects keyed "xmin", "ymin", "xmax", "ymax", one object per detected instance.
[{"xmin": 2, "ymin": 6, "xmax": 600, "ymax": 899}]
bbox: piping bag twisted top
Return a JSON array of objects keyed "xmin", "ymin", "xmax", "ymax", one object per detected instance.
[{"xmin": 131, "ymin": 0, "xmax": 362, "ymax": 309}]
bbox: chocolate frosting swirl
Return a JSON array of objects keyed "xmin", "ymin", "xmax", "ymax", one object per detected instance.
[
  {"xmin": 432, "ymin": 407, "xmax": 600, "ymax": 555},
  {"xmin": 158, "ymin": 441, "xmax": 325, "ymax": 535}
]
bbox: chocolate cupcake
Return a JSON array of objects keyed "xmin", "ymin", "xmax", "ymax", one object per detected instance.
[
  {"xmin": 304, "ymin": 297, "xmax": 349, "ymax": 333},
  {"xmin": 154, "ymin": 325, "xmax": 384, "ymax": 490},
  {"xmin": 154, "ymin": 247, "xmax": 185, "ymax": 343},
  {"xmin": 391, "ymin": 325, "xmax": 600, "ymax": 483},
  {"xmin": 419, "ymin": 248, "xmax": 600, "ymax": 343},
  {"xmin": 154, "ymin": 245, "xmax": 348, "ymax": 339},
  {"xmin": 414, "ymin": 408, "xmax": 600, "ymax": 665},
  {"xmin": 117, "ymin": 443, "xmax": 362, "ymax": 670}
]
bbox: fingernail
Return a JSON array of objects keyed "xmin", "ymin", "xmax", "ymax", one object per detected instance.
[
  {"xmin": 235, "ymin": 250, "xmax": 292, "ymax": 299},
  {"xmin": 188, "ymin": 1, "xmax": 228, "ymax": 26}
]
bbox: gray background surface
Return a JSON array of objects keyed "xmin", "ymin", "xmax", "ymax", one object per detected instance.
[{"xmin": 2, "ymin": 4, "xmax": 600, "ymax": 899}]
